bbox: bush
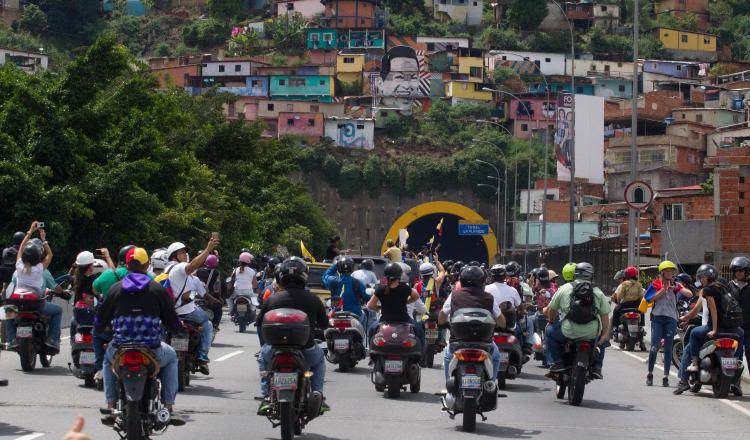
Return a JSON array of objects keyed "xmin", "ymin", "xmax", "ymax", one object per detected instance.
[
  {"xmin": 337, "ymin": 161, "xmax": 363, "ymax": 198},
  {"xmin": 478, "ymin": 26, "xmax": 526, "ymax": 50},
  {"xmin": 183, "ymin": 18, "xmax": 227, "ymax": 49},
  {"xmin": 322, "ymin": 154, "xmax": 341, "ymax": 185},
  {"xmin": 18, "ymin": 4, "xmax": 47, "ymax": 35},
  {"xmin": 362, "ymin": 155, "xmax": 385, "ymax": 197}
]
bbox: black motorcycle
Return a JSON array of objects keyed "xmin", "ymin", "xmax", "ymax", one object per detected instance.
[
  {"xmin": 441, "ymin": 308, "xmax": 498, "ymax": 433},
  {"xmin": 69, "ymin": 306, "xmax": 97, "ymax": 387},
  {"xmin": 421, "ymin": 308, "xmax": 446, "ymax": 369},
  {"xmin": 551, "ymin": 339, "xmax": 600, "ymax": 406},
  {"xmin": 167, "ymin": 318, "xmax": 206, "ymax": 392},
  {"xmin": 370, "ymin": 322, "xmax": 423, "ymax": 398},
  {"xmin": 614, "ymin": 308, "xmax": 645, "ymax": 351},
  {"xmin": 232, "ymin": 294, "xmax": 256, "ymax": 333},
  {"xmin": 688, "ymin": 333, "xmax": 744, "ymax": 398},
  {"xmin": 261, "ymin": 309, "xmax": 324, "ymax": 440},
  {"xmin": 101, "ymin": 343, "xmax": 173, "ymax": 440}
]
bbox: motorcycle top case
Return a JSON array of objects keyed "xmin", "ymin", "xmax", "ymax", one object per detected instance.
[
  {"xmin": 450, "ymin": 308, "xmax": 496, "ymax": 341},
  {"xmin": 261, "ymin": 308, "xmax": 310, "ymax": 346},
  {"xmin": 6, "ymin": 289, "xmax": 44, "ymax": 312}
]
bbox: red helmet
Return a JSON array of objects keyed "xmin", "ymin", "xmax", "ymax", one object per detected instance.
[{"xmin": 624, "ymin": 266, "xmax": 638, "ymax": 279}]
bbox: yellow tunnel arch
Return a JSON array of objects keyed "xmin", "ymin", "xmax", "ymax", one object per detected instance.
[{"xmin": 381, "ymin": 201, "xmax": 497, "ymax": 263}]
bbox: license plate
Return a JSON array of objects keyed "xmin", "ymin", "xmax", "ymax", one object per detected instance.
[
  {"xmin": 461, "ymin": 374, "xmax": 482, "ymax": 389},
  {"xmin": 272, "ymin": 372, "xmax": 298, "ymax": 391},
  {"xmin": 721, "ymin": 357, "xmax": 739, "ymax": 370},
  {"xmin": 627, "ymin": 325, "xmax": 640, "ymax": 334},
  {"xmin": 498, "ymin": 351, "xmax": 509, "ymax": 364},
  {"xmin": 236, "ymin": 304, "xmax": 248, "ymax": 313},
  {"xmin": 16, "ymin": 326, "xmax": 32, "ymax": 339},
  {"xmin": 425, "ymin": 329, "xmax": 439, "ymax": 340},
  {"xmin": 384, "ymin": 359, "xmax": 403, "ymax": 373},
  {"xmin": 79, "ymin": 351, "xmax": 96, "ymax": 365},
  {"xmin": 334, "ymin": 339, "xmax": 349, "ymax": 351},
  {"xmin": 171, "ymin": 337, "xmax": 189, "ymax": 352}
]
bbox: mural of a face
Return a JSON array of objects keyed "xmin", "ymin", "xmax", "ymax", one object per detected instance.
[{"xmin": 376, "ymin": 46, "xmax": 424, "ymax": 97}]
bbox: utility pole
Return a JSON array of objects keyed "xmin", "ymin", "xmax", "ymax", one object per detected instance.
[{"xmin": 627, "ymin": 0, "xmax": 640, "ymax": 266}]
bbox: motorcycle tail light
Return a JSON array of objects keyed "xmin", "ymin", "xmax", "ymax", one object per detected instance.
[
  {"xmin": 425, "ymin": 322, "xmax": 437, "ymax": 329},
  {"xmin": 332, "ymin": 319, "xmax": 352, "ymax": 330},
  {"xmin": 372, "ymin": 335, "xmax": 386, "ymax": 347},
  {"xmin": 385, "ymin": 356, "xmax": 401, "ymax": 361},
  {"xmin": 18, "ymin": 312, "xmax": 37, "ymax": 319},
  {"xmin": 75, "ymin": 333, "xmax": 93, "ymax": 344},
  {"xmin": 455, "ymin": 349, "xmax": 488, "ymax": 362},
  {"xmin": 403, "ymin": 338, "xmax": 416, "ymax": 347},
  {"xmin": 274, "ymin": 353, "xmax": 298, "ymax": 369},
  {"xmin": 715, "ymin": 339, "xmax": 738, "ymax": 349},
  {"xmin": 624, "ymin": 312, "xmax": 640, "ymax": 319},
  {"xmin": 122, "ymin": 351, "xmax": 147, "ymax": 366},
  {"xmin": 577, "ymin": 341, "xmax": 591, "ymax": 351},
  {"xmin": 494, "ymin": 335, "xmax": 515, "ymax": 345}
]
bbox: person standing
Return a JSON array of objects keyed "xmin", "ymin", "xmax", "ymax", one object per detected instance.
[{"xmin": 383, "ymin": 239, "xmax": 402, "ymax": 263}]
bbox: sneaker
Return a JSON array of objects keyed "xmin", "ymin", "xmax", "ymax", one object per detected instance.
[
  {"xmin": 646, "ymin": 373, "xmax": 653, "ymax": 386},
  {"xmin": 674, "ymin": 381, "xmax": 690, "ymax": 395},
  {"xmin": 320, "ymin": 401, "xmax": 331, "ymax": 414},
  {"xmin": 100, "ymin": 411, "xmax": 115, "ymax": 426},
  {"xmin": 549, "ymin": 363, "xmax": 566, "ymax": 373},
  {"xmin": 662, "ymin": 376, "xmax": 669, "ymax": 387},
  {"xmin": 6, "ymin": 339, "xmax": 19, "ymax": 351},
  {"xmin": 94, "ymin": 370, "xmax": 103, "ymax": 382},
  {"xmin": 197, "ymin": 353, "xmax": 210, "ymax": 363},
  {"xmin": 731, "ymin": 383, "xmax": 743, "ymax": 397},
  {"xmin": 0, "ymin": 378, "xmax": 8, "ymax": 387},
  {"xmin": 686, "ymin": 363, "xmax": 699, "ymax": 372},
  {"xmin": 591, "ymin": 368, "xmax": 603, "ymax": 380},
  {"xmin": 169, "ymin": 411, "xmax": 186, "ymax": 426},
  {"xmin": 198, "ymin": 362, "xmax": 210, "ymax": 375},
  {"xmin": 257, "ymin": 399, "xmax": 271, "ymax": 416},
  {"xmin": 44, "ymin": 338, "xmax": 60, "ymax": 352}
]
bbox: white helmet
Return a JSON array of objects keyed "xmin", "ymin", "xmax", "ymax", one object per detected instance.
[
  {"xmin": 75, "ymin": 251, "xmax": 95, "ymax": 266},
  {"xmin": 151, "ymin": 249, "xmax": 168, "ymax": 270},
  {"xmin": 397, "ymin": 262, "xmax": 411, "ymax": 283},
  {"xmin": 419, "ymin": 262, "xmax": 436, "ymax": 277},
  {"xmin": 92, "ymin": 258, "xmax": 108, "ymax": 274},
  {"xmin": 166, "ymin": 242, "xmax": 187, "ymax": 260}
]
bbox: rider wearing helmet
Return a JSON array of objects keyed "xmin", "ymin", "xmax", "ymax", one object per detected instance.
[
  {"xmin": 322, "ymin": 256, "xmax": 369, "ymax": 321},
  {"xmin": 258, "ymin": 256, "xmax": 281, "ymax": 299},
  {"xmin": 352, "ymin": 259, "xmax": 379, "ymax": 287},
  {"xmin": 1, "ymin": 231, "xmax": 27, "ymax": 288},
  {"xmin": 196, "ymin": 254, "xmax": 225, "ymax": 331},
  {"xmin": 729, "ymin": 256, "xmax": 750, "ymax": 394},
  {"xmin": 438, "ymin": 265, "xmax": 505, "ymax": 381},
  {"xmin": 366, "ymin": 262, "xmax": 422, "ymax": 343},
  {"xmin": 416, "ymin": 256, "xmax": 447, "ymax": 304},
  {"xmin": 486, "ymin": 264, "xmax": 521, "ymax": 328},
  {"xmin": 611, "ymin": 266, "xmax": 645, "ymax": 335},
  {"xmin": 229, "ymin": 252, "xmax": 258, "ymax": 315},
  {"xmin": 562, "ymin": 262, "xmax": 577, "ymax": 283},
  {"xmin": 545, "ymin": 262, "xmax": 611, "ymax": 379},
  {"xmin": 504, "ymin": 261, "xmax": 533, "ymax": 353},
  {"xmin": 449, "ymin": 261, "xmax": 465, "ymax": 285},
  {"xmin": 93, "ymin": 245, "xmax": 137, "ymax": 299},
  {"xmin": 257, "ymin": 257, "xmax": 330, "ymax": 415},
  {"xmin": 149, "ymin": 249, "xmax": 169, "ymax": 276}
]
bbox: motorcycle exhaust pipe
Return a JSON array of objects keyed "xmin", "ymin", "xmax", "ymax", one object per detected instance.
[
  {"xmin": 33, "ymin": 322, "xmax": 45, "ymax": 332},
  {"xmin": 700, "ymin": 370, "xmax": 711, "ymax": 383},
  {"xmin": 483, "ymin": 380, "xmax": 497, "ymax": 394},
  {"xmin": 307, "ymin": 391, "xmax": 323, "ymax": 419},
  {"xmin": 508, "ymin": 365, "xmax": 518, "ymax": 377},
  {"xmin": 373, "ymin": 371, "xmax": 385, "ymax": 385},
  {"xmin": 156, "ymin": 409, "xmax": 170, "ymax": 424}
]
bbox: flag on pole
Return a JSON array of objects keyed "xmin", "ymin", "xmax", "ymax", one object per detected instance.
[
  {"xmin": 300, "ymin": 241, "xmax": 316, "ymax": 263},
  {"xmin": 398, "ymin": 228, "xmax": 409, "ymax": 247},
  {"xmin": 428, "ymin": 218, "xmax": 444, "ymax": 252},
  {"xmin": 422, "ymin": 277, "xmax": 435, "ymax": 321}
]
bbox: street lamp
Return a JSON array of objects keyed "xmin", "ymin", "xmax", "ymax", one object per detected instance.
[{"xmin": 475, "ymin": 159, "xmax": 505, "ymax": 260}]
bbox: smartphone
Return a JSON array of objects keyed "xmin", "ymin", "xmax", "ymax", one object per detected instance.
[
  {"xmin": 37, "ymin": 222, "xmax": 45, "ymax": 229},
  {"xmin": 211, "ymin": 232, "xmax": 220, "ymax": 240}
]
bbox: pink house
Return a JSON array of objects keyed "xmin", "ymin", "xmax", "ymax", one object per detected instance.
[
  {"xmin": 275, "ymin": 0, "xmax": 325, "ymax": 18},
  {"xmin": 277, "ymin": 112, "xmax": 324, "ymax": 142},
  {"xmin": 508, "ymin": 96, "xmax": 556, "ymax": 140}
]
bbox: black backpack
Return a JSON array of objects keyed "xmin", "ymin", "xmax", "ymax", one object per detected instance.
[
  {"xmin": 715, "ymin": 281, "xmax": 744, "ymax": 328},
  {"xmin": 567, "ymin": 280, "xmax": 597, "ymax": 324}
]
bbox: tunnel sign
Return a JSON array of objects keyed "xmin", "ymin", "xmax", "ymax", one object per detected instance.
[
  {"xmin": 458, "ymin": 223, "xmax": 490, "ymax": 236},
  {"xmin": 624, "ymin": 180, "xmax": 654, "ymax": 211}
]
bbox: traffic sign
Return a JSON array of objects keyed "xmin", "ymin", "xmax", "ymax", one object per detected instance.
[
  {"xmin": 624, "ymin": 180, "xmax": 654, "ymax": 211},
  {"xmin": 458, "ymin": 224, "xmax": 490, "ymax": 236}
]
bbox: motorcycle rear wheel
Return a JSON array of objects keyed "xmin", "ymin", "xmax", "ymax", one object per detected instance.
[
  {"xmin": 84, "ymin": 374, "xmax": 95, "ymax": 388},
  {"xmin": 19, "ymin": 340, "xmax": 36, "ymax": 372},
  {"xmin": 177, "ymin": 358, "xmax": 187, "ymax": 392},
  {"xmin": 338, "ymin": 359, "xmax": 350, "ymax": 372},
  {"xmin": 422, "ymin": 347, "xmax": 434, "ymax": 369},
  {"xmin": 626, "ymin": 338, "xmax": 636, "ymax": 352},
  {"xmin": 712, "ymin": 376, "xmax": 731, "ymax": 398},
  {"xmin": 496, "ymin": 371, "xmax": 506, "ymax": 390},
  {"xmin": 462, "ymin": 398, "xmax": 477, "ymax": 432},
  {"xmin": 568, "ymin": 366, "xmax": 586, "ymax": 406},
  {"xmin": 39, "ymin": 353, "xmax": 52, "ymax": 368},
  {"xmin": 239, "ymin": 321, "xmax": 247, "ymax": 333},
  {"xmin": 279, "ymin": 401, "xmax": 294, "ymax": 440},
  {"xmin": 671, "ymin": 341, "xmax": 683, "ymax": 369},
  {"xmin": 386, "ymin": 376, "xmax": 401, "ymax": 399},
  {"xmin": 125, "ymin": 400, "xmax": 143, "ymax": 440}
]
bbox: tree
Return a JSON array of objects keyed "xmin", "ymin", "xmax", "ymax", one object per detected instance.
[
  {"xmin": 18, "ymin": 4, "xmax": 47, "ymax": 35},
  {"xmin": 507, "ymin": 0, "xmax": 548, "ymax": 31},
  {"xmin": 493, "ymin": 66, "xmax": 518, "ymax": 85},
  {"xmin": 208, "ymin": 0, "xmax": 245, "ymax": 21},
  {"xmin": 183, "ymin": 18, "xmax": 227, "ymax": 49},
  {"xmin": 265, "ymin": 13, "xmax": 309, "ymax": 53},
  {"xmin": 478, "ymin": 26, "xmax": 526, "ymax": 50}
]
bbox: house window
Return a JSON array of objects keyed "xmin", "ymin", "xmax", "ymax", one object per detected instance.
[
  {"xmin": 704, "ymin": 37, "xmax": 711, "ymax": 44},
  {"xmin": 310, "ymin": 33, "xmax": 320, "ymax": 42},
  {"xmin": 235, "ymin": 64, "xmax": 241, "ymax": 72},
  {"xmin": 618, "ymin": 85, "xmax": 626, "ymax": 92},
  {"xmin": 287, "ymin": 3, "xmax": 294, "ymax": 10},
  {"xmin": 344, "ymin": 57, "xmax": 355, "ymax": 63},
  {"xmin": 218, "ymin": 65, "xmax": 225, "ymax": 72},
  {"xmin": 287, "ymin": 118, "xmax": 295, "ymax": 126},
  {"xmin": 676, "ymin": 65, "xmax": 682, "ymax": 71},
  {"xmin": 320, "ymin": 80, "xmax": 326, "ymax": 85},
  {"xmin": 279, "ymin": 79, "xmax": 286, "ymax": 85},
  {"xmin": 473, "ymin": 1, "xmax": 478, "ymax": 5},
  {"xmin": 663, "ymin": 203, "xmax": 684, "ymax": 221},
  {"xmin": 357, "ymin": 124, "xmax": 365, "ymax": 129},
  {"xmin": 604, "ymin": 65, "xmax": 610, "ymax": 72},
  {"xmin": 289, "ymin": 78, "xmax": 305, "ymax": 86},
  {"xmin": 545, "ymin": 57, "xmax": 551, "ymax": 63},
  {"xmin": 323, "ymin": 33, "xmax": 333, "ymax": 42},
  {"xmin": 469, "ymin": 66, "xmax": 482, "ymax": 77},
  {"xmin": 696, "ymin": 114, "xmax": 703, "ymax": 123},
  {"xmin": 501, "ymin": 56, "xmax": 507, "ymax": 60},
  {"xmin": 267, "ymin": 103, "xmax": 274, "ymax": 111},
  {"xmin": 601, "ymin": 5, "xmax": 607, "ymax": 12},
  {"xmin": 681, "ymin": 113, "xmax": 686, "ymax": 119},
  {"xmin": 520, "ymin": 123, "xmax": 529, "ymax": 132},
  {"xmin": 681, "ymin": 35, "xmax": 688, "ymax": 43},
  {"xmin": 287, "ymin": 104, "xmax": 294, "ymax": 111},
  {"xmin": 381, "ymin": 111, "xmax": 389, "ymax": 117},
  {"xmin": 251, "ymin": 80, "xmax": 262, "ymax": 87},
  {"xmin": 310, "ymin": 105, "xmax": 319, "ymax": 112},
  {"xmin": 308, "ymin": 119, "xmax": 315, "ymax": 127}
]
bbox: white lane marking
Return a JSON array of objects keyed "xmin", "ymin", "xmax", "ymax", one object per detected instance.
[
  {"xmin": 215, "ymin": 351, "xmax": 244, "ymax": 362},
  {"xmin": 61, "ymin": 336, "xmax": 70, "ymax": 340},
  {"xmin": 14, "ymin": 433, "xmax": 45, "ymax": 440},
  {"xmin": 613, "ymin": 346, "xmax": 648, "ymax": 363}
]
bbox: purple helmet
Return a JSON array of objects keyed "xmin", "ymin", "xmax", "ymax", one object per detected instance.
[{"xmin": 204, "ymin": 254, "xmax": 219, "ymax": 269}]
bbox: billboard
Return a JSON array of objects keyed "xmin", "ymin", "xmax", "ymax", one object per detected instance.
[{"xmin": 556, "ymin": 94, "xmax": 604, "ymax": 184}]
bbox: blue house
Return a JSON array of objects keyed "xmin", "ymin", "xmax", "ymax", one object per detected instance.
[
  {"xmin": 593, "ymin": 78, "xmax": 633, "ymax": 99},
  {"xmin": 270, "ymin": 75, "xmax": 334, "ymax": 102},
  {"xmin": 216, "ymin": 76, "xmax": 269, "ymax": 97},
  {"xmin": 527, "ymin": 81, "xmax": 595, "ymax": 96},
  {"xmin": 307, "ymin": 29, "xmax": 338, "ymax": 50},
  {"xmin": 643, "ymin": 60, "xmax": 700, "ymax": 79}
]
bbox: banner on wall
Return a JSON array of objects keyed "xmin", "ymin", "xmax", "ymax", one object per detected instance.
[{"xmin": 556, "ymin": 94, "xmax": 605, "ymax": 184}]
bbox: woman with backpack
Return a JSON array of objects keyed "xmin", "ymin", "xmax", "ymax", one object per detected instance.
[{"xmin": 646, "ymin": 260, "xmax": 692, "ymax": 387}]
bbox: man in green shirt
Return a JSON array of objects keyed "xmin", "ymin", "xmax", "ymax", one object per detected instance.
[{"xmin": 545, "ymin": 262, "xmax": 611, "ymax": 379}]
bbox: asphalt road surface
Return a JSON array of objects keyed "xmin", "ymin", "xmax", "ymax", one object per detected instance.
[{"xmin": 1, "ymin": 314, "xmax": 750, "ymax": 440}]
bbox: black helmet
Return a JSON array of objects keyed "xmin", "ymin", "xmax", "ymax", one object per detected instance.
[
  {"xmin": 277, "ymin": 257, "xmax": 309, "ymax": 287},
  {"xmin": 12, "ymin": 231, "xmax": 25, "ymax": 246},
  {"xmin": 530, "ymin": 267, "xmax": 540, "ymax": 279},
  {"xmin": 361, "ymin": 259, "xmax": 374, "ymax": 271},
  {"xmin": 240, "ymin": 248, "xmax": 251, "ymax": 255},
  {"xmin": 468, "ymin": 261, "xmax": 480, "ymax": 268},
  {"xmin": 443, "ymin": 260, "xmax": 454, "ymax": 270},
  {"xmin": 505, "ymin": 261, "xmax": 520, "ymax": 277},
  {"xmin": 696, "ymin": 264, "xmax": 718, "ymax": 283},
  {"xmin": 384, "ymin": 262, "xmax": 403, "ymax": 280},
  {"xmin": 490, "ymin": 264, "xmax": 506, "ymax": 279},
  {"xmin": 337, "ymin": 257, "xmax": 355, "ymax": 275},
  {"xmin": 21, "ymin": 243, "xmax": 41, "ymax": 266},
  {"xmin": 574, "ymin": 262, "xmax": 594, "ymax": 281},
  {"xmin": 267, "ymin": 257, "xmax": 281, "ymax": 270},
  {"xmin": 676, "ymin": 273, "xmax": 692, "ymax": 285},
  {"xmin": 730, "ymin": 256, "xmax": 750, "ymax": 272},
  {"xmin": 613, "ymin": 270, "xmax": 625, "ymax": 282},
  {"xmin": 118, "ymin": 245, "xmax": 136, "ymax": 265},
  {"xmin": 460, "ymin": 265, "xmax": 486, "ymax": 287},
  {"xmin": 537, "ymin": 268, "xmax": 550, "ymax": 283},
  {"xmin": 452, "ymin": 261, "xmax": 465, "ymax": 273}
]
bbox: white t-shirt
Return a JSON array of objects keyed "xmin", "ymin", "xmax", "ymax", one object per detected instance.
[
  {"xmin": 485, "ymin": 282, "xmax": 522, "ymax": 311},
  {"xmin": 700, "ymin": 297, "xmax": 709, "ymax": 326},
  {"xmin": 15, "ymin": 260, "xmax": 44, "ymax": 292},
  {"xmin": 232, "ymin": 267, "xmax": 256, "ymax": 292},
  {"xmin": 442, "ymin": 293, "xmax": 501, "ymax": 318},
  {"xmin": 168, "ymin": 262, "xmax": 203, "ymax": 315},
  {"xmin": 352, "ymin": 269, "xmax": 378, "ymax": 287},
  {"xmin": 407, "ymin": 297, "xmax": 426, "ymax": 319}
]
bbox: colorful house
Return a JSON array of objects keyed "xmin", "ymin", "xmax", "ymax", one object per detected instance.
[
  {"xmin": 274, "ymin": 0, "xmax": 325, "ymax": 18},
  {"xmin": 426, "ymin": 0, "xmax": 484, "ymax": 26},
  {"xmin": 277, "ymin": 112, "xmax": 325, "ymax": 142},
  {"xmin": 592, "ymin": 77, "xmax": 633, "ymax": 99},
  {"xmin": 319, "ymin": 0, "xmax": 382, "ymax": 29},
  {"xmin": 307, "ymin": 29, "xmax": 338, "ymax": 50},
  {"xmin": 507, "ymin": 96, "xmax": 556, "ymax": 140},
  {"xmin": 307, "ymin": 28, "xmax": 385, "ymax": 50},
  {"xmin": 270, "ymin": 75, "xmax": 335, "ymax": 102},
  {"xmin": 652, "ymin": 27, "xmax": 717, "ymax": 61},
  {"xmin": 337, "ymin": 54, "xmax": 365, "ymax": 84},
  {"xmin": 324, "ymin": 117, "xmax": 375, "ymax": 149},
  {"xmin": 0, "ymin": 47, "xmax": 49, "ymax": 72},
  {"xmin": 653, "ymin": 0, "xmax": 710, "ymax": 32},
  {"xmin": 457, "ymin": 48, "xmax": 485, "ymax": 83},
  {"xmin": 445, "ymin": 81, "xmax": 494, "ymax": 105}
]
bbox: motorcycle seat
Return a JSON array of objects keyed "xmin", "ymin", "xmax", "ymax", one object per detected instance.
[{"xmin": 713, "ymin": 333, "xmax": 741, "ymax": 341}]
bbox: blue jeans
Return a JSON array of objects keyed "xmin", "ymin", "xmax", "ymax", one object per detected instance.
[
  {"xmin": 443, "ymin": 341, "xmax": 501, "ymax": 381},
  {"xmin": 180, "ymin": 308, "xmax": 212, "ymax": 357},
  {"xmin": 94, "ymin": 328, "xmax": 113, "ymax": 371},
  {"xmin": 4, "ymin": 301, "xmax": 63, "ymax": 344},
  {"xmin": 689, "ymin": 325, "xmax": 745, "ymax": 359},
  {"xmin": 648, "ymin": 315, "xmax": 678, "ymax": 375},
  {"xmin": 259, "ymin": 344, "xmax": 325, "ymax": 397},
  {"xmin": 545, "ymin": 321, "xmax": 606, "ymax": 369},
  {"xmin": 678, "ymin": 341, "xmax": 692, "ymax": 381},
  {"xmin": 103, "ymin": 342, "xmax": 178, "ymax": 405},
  {"xmin": 515, "ymin": 314, "xmax": 535, "ymax": 347}
]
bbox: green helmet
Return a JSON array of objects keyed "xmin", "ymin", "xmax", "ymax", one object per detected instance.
[{"xmin": 562, "ymin": 262, "xmax": 576, "ymax": 282}]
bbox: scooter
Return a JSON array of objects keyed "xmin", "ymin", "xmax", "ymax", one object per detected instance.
[
  {"xmin": 688, "ymin": 333, "xmax": 744, "ymax": 398},
  {"xmin": 614, "ymin": 308, "xmax": 646, "ymax": 351},
  {"xmin": 232, "ymin": 294, "xmax": 257, "ymax": 333},
  {"xmin": 69, "ymin": 305, "xmax": 97, "ymax": 387},
  {"xmin": 370, "ymin": 322, "xmax": 422, "ymax": 398},
  {"xmin": 493, "ymin": 327, "xmax": 526, "ymax": 390},
  {"xmin": 324, "ymin": 311, "xmax": 366, "ymax": 372}
]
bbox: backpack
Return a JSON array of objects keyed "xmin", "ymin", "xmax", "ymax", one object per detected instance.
[
  {"xmin": 566, "ymin": 280, "xmax": 598, "ymax": 324},
  {"xmin": 715, "ymin": 281, "xmax": 744, "ymax": 328}
]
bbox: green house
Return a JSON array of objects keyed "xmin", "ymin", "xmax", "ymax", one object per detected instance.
[
  {"xmin": 270, "ymin": 75, "xmax": 335, "ymax": 102},
  {"xmin": 307, "ymin": 29, "xmax": 338, "ymax": 50}
]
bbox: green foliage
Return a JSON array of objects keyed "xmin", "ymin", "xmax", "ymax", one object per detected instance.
[
  {"xmin": 477, "ymin": 27, "xmax": 526, "ymax": 50},
  {"xmin": 386, "ymin": 13, "xmax": 459, "ymax": 37},
  {"xmin": 337, "ymin": 161, "xmax": 363, "ymax": 198},
  {"xmin": 0, "ymin": 27, "xmax": 66, "ymax": 68},
  {"xmin": 709, "ymin": 1, "xmax": 734, "ymax": 29},
  {"xmin": 227, "ymin": 28, "xmax": 263, "ymax": 57},
  {"xmin": 208, "ymin": 0, "xmax": 245, "ymax": 21},
  {"xmin": 638, "ymin": 35, "xmax": 666, "ymax": 60},
  {"xmin": 322, "ymin": 154, "xmax": 341, "ymax": 185},
  {"xmin": 507, "ymin": 0, "xmax": 548, "ymax": 31},
  {"xmin": 587, "ymin": 26, "xmax": 631, "ymax": 56},
  {"xmin": 382, "ymin": 115, "xmax": 410, "ymax": 139},
  {"xmin": 526, "ymin": 31, "xmax": 571, "ymax": 53},
  {"xmin": 701, "ymin": 174, "xmax": 714, "ymax": 194},
  {"xmin": 266, "ymin": 13, "xmax": 308, "ymax": 54},
  {"xmin": 493, "ymin": 66, "xmax": 517, "ymax": 85},
  {"xmin": 182, "ymin": 18, "xmax": 228, "ymax": 49},
  {"xmin": 656, "ymin": 11, "xmax": 700, "ymax": 33},
  {"xmin": 278, "ymin": 224, "xmax": 313, "ymax": 254},
  {"xmin": 334, "ymin": 79, "xmax": 364, "ymax": 97},
  {"xmin": 362, "ymin": 155, "xmax": 385, "ymax": 197},
  {"xmin": 18, "ymin": 4, "xmax": 47, "ymax": 35},
  {"xmin": 384, "ymin": 0, "xmax": 426, "ymax": 15},
  {"xmin": 26, "ymin": 0, "xmax": 101, "ymax": 45}
]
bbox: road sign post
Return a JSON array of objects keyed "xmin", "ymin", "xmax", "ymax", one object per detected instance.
[{"xmin": 624, "ymin": 180, "xmax": 654, "ymax": 267}]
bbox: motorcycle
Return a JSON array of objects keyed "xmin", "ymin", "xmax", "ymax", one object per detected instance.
[
  {"xmin": 614, "ymin": 308, "xmax": 646, "ymax": 351},
  {"xmin": 100, "ymin": 343, "xmax": 172, "ymax": 439},
  {"xmin": 421, "ymin": 305, "xmax": 447, "ymax": 369},
  {"xmin": 688, "ymin": 333, "xmax": 744, "ymax": 398},
  {"xmin": 69, "ymin": 306, "xmax": 97, "ymax": 387},
  {"xmin": 4, "ymin": 288, "xmax": 68, "ymax": 372},
  {"xmin": 261, "ymin": 309, "xmax": 324, "ymax": 440},
  {"xmin": 550, "ymin": 339, "xmax": 600, "ymax": 406},
  {"xmin": 441, "ymin": 308, "xmax": 498, "ymax": 433},
  {"xmin": 166, "ymin": 318, "xmax": 206, "ymax": 392},
  {"xmin": 194, "ymin": 298, "xmax": 217, "ymax": 344},
  {"xmin": 324, "ymin": 311, "xmax": 366, "ymax": 372},
  {"xmin": 232, "ymin": 294, "xmax": 257, "ymax": 333},
  {"xmin": 494, "ymin": 310, "xmax": 528, "ymax": 390},
  {"xmin": 369, "ymin": 322, "xmax": 422, "ymax": 398},
  {"xmin": 672, "ymin": 301, "xmax": 698, "ymax": 369},
  {"xmin": 532, "ymin": 307, "xmax": 549, "ymax": 365}
]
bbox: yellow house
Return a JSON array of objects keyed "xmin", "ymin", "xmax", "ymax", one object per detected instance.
[
  {"xmin": 336, "ymin": 54, "xmax": 365, "ymax": 84},
  {"xmin": 653, "ymin": 27, "xmax": 716, "ymax": 56},
  {"xmin": 446, "ymin": 81, "xmax": 493, "ymax": 101},
  {"xmin": 457, "ymin": 48, "xmax": 485, "ymax": 83}
]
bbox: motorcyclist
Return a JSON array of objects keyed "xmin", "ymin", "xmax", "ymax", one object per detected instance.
[
  {"xmin": 0, "ymin": 231, "xmax": 25, "ymax": 290},
  {"xmin": 352, "ymin": 259, "xmax": 379, "ymax": 287},
  {"xmin": 96, "ymin": 247, "xmax": 184, "ymax": 426},
  {"xmin": 505, "ymin": 261, "xmax": 533, "ymax": 354},
  {"xmin": 439, "ymin": 265, "xmax": 505, "ymax": 381},
  {"xmin": 610, "ymin": 266, "xmax": 645, "ymax": 332},
  {"xmin": 322, "ymin": 257, "xmax": 369, "ymax": 321},
  {"xmin": 165, "ymin": 238, "xmax": 219, "ymax": 367},
  {"xmin": 228, "ymin": 252, "xmax": 257, "ymax": 316},
  {"xmin": 196, "ymin": 254, "xmax": 225, "ymax": 331},
  {"xmin": 69, "ymin": 250, "xmax": 112, "ymax": 339},
  {"xmin": 545, "ymin": 262, "xmax": 610, "ymax": 379},
  {"xmin": 257, "ymin": 257, "xmax": 330, "ymax": 415},
  {"xmin": 5, "ymin": 221, "xmax": 62, "ymax": 352},
  {"xmin": 149, "ymin": 249, "xmax": 169, "ymax": 276},
  {"xmin": 485, "ymin": 264, "xmax": 521, "ymax": 327},
  {"xmin": 729, "ymin": 256, "xmax": 750, "ymax": 392},
  {"xmin": 258, "ymin": 256, "xmax": 280, "ymax": 301},
  {"xmin": 366, "ymin": 263, "xmax": 422, "ymax": 343},
  {"xmin": 532, "ymin": 268, "xmax": 557, "ymax": 310}
]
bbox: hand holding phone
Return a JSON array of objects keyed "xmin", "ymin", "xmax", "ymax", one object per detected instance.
[
  {"xmin": 211, "ymin": 232, "xmax": 220, "ymax": 240},
  {"xmin": 37, "ymin": 222, "xmax": 45, "ymax": 229}
]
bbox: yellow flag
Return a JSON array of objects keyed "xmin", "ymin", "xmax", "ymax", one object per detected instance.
[
  {"xmin": 422, "ymin": 278, "xmax": 435, "ymax": 321},
  {"xmin": 300, "ymin": 241, "xmax": 316, "ymax": 263}
]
